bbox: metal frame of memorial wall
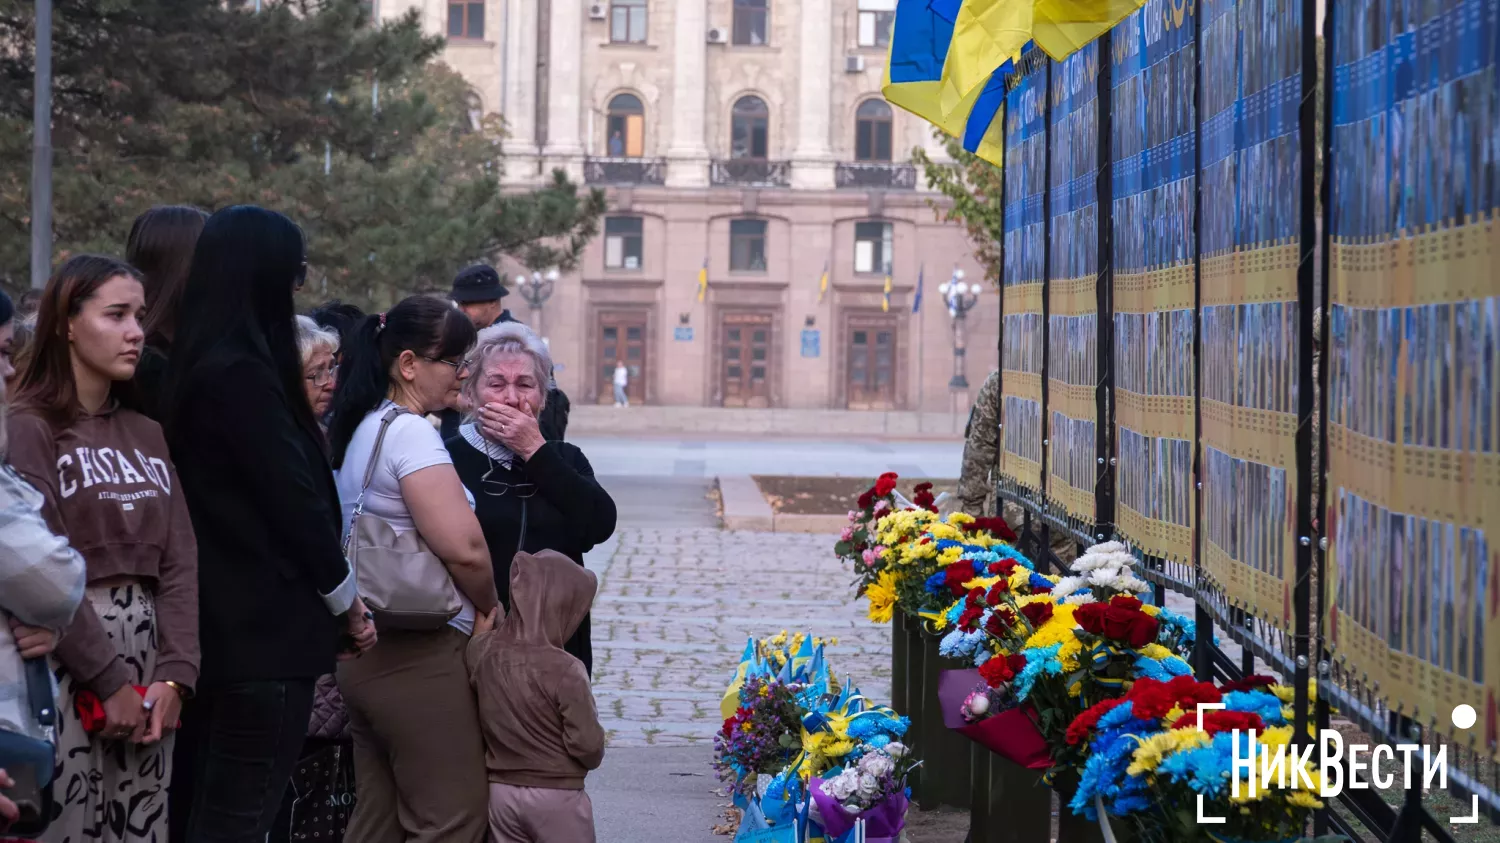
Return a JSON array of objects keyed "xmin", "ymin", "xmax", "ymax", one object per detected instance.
[{"xmin": 987, "ymin": 0, "xmax": 1500, "ymax": 834}]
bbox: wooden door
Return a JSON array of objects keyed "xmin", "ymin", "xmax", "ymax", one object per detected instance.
[
  {"xmin": 847, "ymin": 315, "xmax": 898, "ymax": 409},
  {"xmin": 721, "ymin": 311, "xmax": 773, "ymax": 407},
  {"xmin": 596, "ymin": 311, "xmax": 647, "ymax": 404}
]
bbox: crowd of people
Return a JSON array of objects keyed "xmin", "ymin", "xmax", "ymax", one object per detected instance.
[{"xmin": 0, "ymin": 204, "xmax": 618, "ymax": 843}]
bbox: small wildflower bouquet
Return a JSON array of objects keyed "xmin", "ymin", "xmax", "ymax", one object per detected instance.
[
  {"xmin": 808, "ymin": 742, "xmax": 917, "ymax": 842},
  {"xmin": 714, "ymin": 675, "xmax": 806, "ymax": 798},
  {"xmin": 1065, "ymin": 675, "xmax": 1323, "ymax": 842}
]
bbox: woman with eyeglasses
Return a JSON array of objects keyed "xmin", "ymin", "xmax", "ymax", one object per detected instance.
[
  {"xmin": 446, "ymin": 321, "xmax": 616, "ymax": 675},
  {"xmin": 326, "ymin": 294, "xmax": 498, "ymax": 843},
  {"xmin": 161, "ymin": 206, "xmax": 376, "ymax": 842},
  {"xmin": 296, "ymin": 315, "xmax": 340, "ymax": 425}
]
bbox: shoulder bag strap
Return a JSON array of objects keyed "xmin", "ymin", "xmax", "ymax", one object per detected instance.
[
  {"xmin": 516, "ymin": 498, "xmax": 529, "ymax": 556},
  {"xmin": 23, "ymin": 657, "xmax": 56, "ymax": 742},
  {"xmin": 344, "ymin": 406, "xmax": 408, "ymax": 555}
]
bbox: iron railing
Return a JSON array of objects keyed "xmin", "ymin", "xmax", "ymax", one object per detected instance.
[
  {"xmin": 834, "ymin": 162, "xmax": 918, "ymax": 190},
  {"xmin": 709, "ymin": 158, "xmax": 791, "ymax": 187},
  {"xmin": 582, "ymin": 157, "xmax": 667, "ymax": 186}
]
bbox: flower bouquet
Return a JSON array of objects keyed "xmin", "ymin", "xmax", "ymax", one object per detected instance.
[
  {"xmin": 936, "ymin": 666, "xmax": 1052, "ymax": 769},
  {"xmin": 808, "ymin": 743, "xmax": 916, "ymax": 843},
  {"xmin": 714, "ymin": 675, "xmax": 806, "ymax": 800},
  {"xmin": 1066, "ymin": 675, "xmax": 1323, "ymax": 842}
]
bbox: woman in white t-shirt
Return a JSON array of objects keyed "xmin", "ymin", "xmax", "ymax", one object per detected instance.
[{"xmin": 326, "ymin": 295, "xmax": 498, "ymax": 843}]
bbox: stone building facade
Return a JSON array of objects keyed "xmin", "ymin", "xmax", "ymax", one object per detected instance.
[{"xmin": 374, "ymin": 0, "xmax": 999, "ymax": 411}]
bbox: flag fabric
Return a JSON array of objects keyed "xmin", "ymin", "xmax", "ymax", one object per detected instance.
[
  {"xmin": 818, "ymin": 260, "xmax": 829, "ymax": 303},
  {"xmin": 912, "ymin": 264, "xmax": 925, "ymax": 314},
  {"xmin": 882, "ymin": 0, "xmax": 1138, "ymax": 167},
  {"xmin": 697, "ymin": 258, "xmax": 708, "ymax": 302},
  {"xmin": 882, "ymin": 275, "xmax": 893, "ymax": 313}
]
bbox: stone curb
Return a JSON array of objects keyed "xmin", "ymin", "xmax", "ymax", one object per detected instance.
[{"xmin": 718, "ymin": 476, "xmax": 847, "ymax": 534}]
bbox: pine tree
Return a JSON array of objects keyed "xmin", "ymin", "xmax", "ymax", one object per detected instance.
[{"xmin": 0, "ymin": 0, "xmax": 605, "ymax": 306}]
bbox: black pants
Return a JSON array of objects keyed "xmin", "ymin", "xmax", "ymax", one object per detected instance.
[{"xmin": 169, "ymin": 678, "xmax": 316, "ymax": 842}]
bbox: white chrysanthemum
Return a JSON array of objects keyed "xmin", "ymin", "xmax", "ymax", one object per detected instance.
[
  {"xmin": 1050, "ymin": 575, "xmax": 1087, "ymax": 599},
  {"xmin": 1085, "ymin": 540, "xmax": 1129, "ymax": 555},
  {"xmin": 1063, "ymin": 592, "xmax": 1099, "ymax": 605}
]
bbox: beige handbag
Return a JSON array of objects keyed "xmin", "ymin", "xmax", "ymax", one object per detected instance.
[{"xmin": 343, "ymin": 406, "xmax": 462, "ymax": 630}]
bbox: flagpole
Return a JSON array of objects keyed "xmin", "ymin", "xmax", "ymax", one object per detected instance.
[{"xmin": 916, "ymin": 273, "xmax": 925, "ymax": 413}]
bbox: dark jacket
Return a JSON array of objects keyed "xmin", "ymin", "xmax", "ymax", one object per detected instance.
[
  {"xmin": 166, "ymin": 356, "xmax": 352, "ymax": 685},
  {"xmin": 445, "ymin": 435, "xmax": 615, "ymax": 674},
  {"xmin": 133, "ymin": 342, "xmax": 170, "ymax": 422},
  {"xmin": 468, "ymin": 550, "xmax": 603, "ymax": 790},
  {"xmin": 438, "ymin": 311, "xmax": 570, "ymax": 443}
]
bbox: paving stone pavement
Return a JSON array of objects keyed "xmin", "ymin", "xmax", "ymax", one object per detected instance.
[{"xmin": 591, "ymin": 527, "xmax": 891, "ymax": 748}]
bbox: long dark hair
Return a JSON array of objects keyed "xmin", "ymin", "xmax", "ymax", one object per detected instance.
[
  {"xmin": 12, "ymin": 255, "xmax": 144, "ymax": 424},
  {"xmin": 128, "ymin": 205, "xmax": 208, "ymax": 347},
  {"xmin": 162, "ymin": 205, "xmax": 312, "ymax": 436},
  {"xmin": 327, "ymin": 295, "xmax": 475, "ymax": 468}
]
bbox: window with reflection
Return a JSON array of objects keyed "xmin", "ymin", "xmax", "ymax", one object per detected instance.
[
  {"xmin": 856, "ymin": 0, "xmax": 896, "ymax": 47},
  {"xmin": 733, "ymin": 0, "xmax": 769, "ymax": 45},
  {"xmin": 730, "ymin": 96, "xmax": 769, "ymax": 160},
  {"xmin": 610, "ymin": 0, "xmax": 647, "ymax": 44},
  {"xmin": 854, "ymin": 221, "xmax": 893, "ymax": 274},
  {"xmin": 729, "ymin": 219, "xmax": 768, "ymax": 272},
  {"xmin": 447, "ymin": 0, "xmax": 483, "ymax": 39},
  {"xmin": 855, "ymin": 99, "xmax": 893, "ymax": 162},
  {"xmin": 604, "ymin": 216, "xmax": 644, "ymax": 270}
]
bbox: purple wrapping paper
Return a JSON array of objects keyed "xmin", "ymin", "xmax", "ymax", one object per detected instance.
[
  {"xmin": 808, "ymin": 778, "xmax": 909, "ymax": 839},
  {"xmin": 937, "ymin": 668, "xmax": 984, "ymax": 729}
]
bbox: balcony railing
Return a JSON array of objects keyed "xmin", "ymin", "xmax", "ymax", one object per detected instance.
[
  {"xmin": 835, "ymin": 162, "xmax": 919, "ymax": 190},
  {"xmin": 583, "ymin": 157, "xmax": 667, "ymax": 186},
  {"xmin": 710, "ymin": 159, "xmax": 791, "ymax": 187}
]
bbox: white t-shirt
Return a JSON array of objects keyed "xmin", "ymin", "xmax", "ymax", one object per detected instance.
[
  {"xmin": 613, "ymin": 365, "xmax": 629, "ymax": 387},
  {"xmin": 336, "ymin": 401, "xmax": 476, "ymax": 634}
]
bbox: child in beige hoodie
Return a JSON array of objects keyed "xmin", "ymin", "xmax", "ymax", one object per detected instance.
[{"xmin": 468, "ymin": 550, "xmax": 605, "ymax": 843}]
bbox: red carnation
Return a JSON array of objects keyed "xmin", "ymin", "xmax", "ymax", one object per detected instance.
[
  {"xmin": 875, "ymin": 472, "xmax": 898, "ymax": 497},
  {"xmin": 979, "ymin": 656, "xmax": 1016, "ymax": 688},
  {"xmin": 984, "ymin": 608, "xmax": 1015, "ymax": 638},
  {"xmin": 1019, "ymin": 601, "xmax": 1053, "ymax": 628},
  {"xmin": 913, "ymin": 482, "xmax": 937, "ymax": 512},
  {"xmin": 1007, "ymin": 653, "xmax": 1027, "ymax": 673},
  {"xmin": 995, "ymin": 559, "xmax": 1019, "ymax": 577},
  {"xmin": 1174, "ymin": 709, "xmax": 1266, "ymax": 736},
  {"xmin": 1219, "ymin": 675, "xmax": 1278, "ymax": 694},
  {"xmin": 1066, "ymin": 698, "xmax": 1125, "ymax": 745},
  {"xmin": 958, "ymin": 604, "xmax": 985, "ymax": 631},
  {"xmin": 944, "ymin": 561, "xmax": 977, "ymax": 596},
  {"xmin": 985, "ymin": 582, "xmax": 1010, "ymax": 606},
  {"xmin": 965, "ymin": 516, "xmax": 1018, "ymax": 541},
  {"xmin": 857, "ymin": 490, "xmax": 874, "ymax": 510}
]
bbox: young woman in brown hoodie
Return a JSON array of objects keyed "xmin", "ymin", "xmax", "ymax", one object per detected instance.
[
  {"xmin": 9, "ymin": 255, "xmax": 200, "ymax": 843},
  {"xmin": 468, "ymin": 549, "xmax": 605, "ymax": 843}
]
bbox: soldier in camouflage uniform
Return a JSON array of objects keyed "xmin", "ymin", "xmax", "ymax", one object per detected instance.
[{"xmin": 959, "ymin": 370, "xmax": 1080, "ymax": 566}]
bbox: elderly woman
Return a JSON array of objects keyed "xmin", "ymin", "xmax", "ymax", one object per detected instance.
[
  {"xmin": 446, "ymin": 322, "xmax": 616, "ymax": 673},
  {"xmin": 296, "ymin": 315, "xmax": 340, "ymax": 422}
]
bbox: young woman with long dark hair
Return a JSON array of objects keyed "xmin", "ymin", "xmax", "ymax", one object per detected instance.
[
  {"xmin": 8, "ymin": 255, "xmax": 200, "ymax": 843},
  {"xmin": 124, "ymin": 205, "xmax": 208, "ymax": 419},
  {"xmin": 327, "ymin": 295, "xmax": 497, "ymax": 843},
  {"xmin": 160, "ymin": 206, "xmax": 375, "ymax": 842}
]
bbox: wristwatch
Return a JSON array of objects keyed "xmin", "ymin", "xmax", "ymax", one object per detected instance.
[{"xmin": 162, "ymin": 679, "xmax": 194, "ymax": 701}]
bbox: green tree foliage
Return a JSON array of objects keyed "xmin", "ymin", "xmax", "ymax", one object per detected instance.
[
  {"xmin": 0, "ymin": 0, "xmax": 605, "ymax": 307},
  {"xmin": 912, "ymin": 132, "xmax": 1004, "ymax": 288}
]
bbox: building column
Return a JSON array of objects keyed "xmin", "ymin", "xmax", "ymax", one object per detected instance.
[
  {"xmin": 665, "ymin": 0, "xmax": 709, "ymax": 187},
  {"xmin": 501, "ymin": 0, "xmax": 539, "ymax": 182},
  {"xmin": 791, "ymin": 0, "xmax": 835, "ymax": 189},
  {"xmin": 542, "ymin": 0, "xmax": 583, "ymax": 177}
]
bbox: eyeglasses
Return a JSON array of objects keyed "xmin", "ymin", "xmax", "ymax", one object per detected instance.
[
  {"xmin": 304, "ymin": 365, "xmax": 338, "ymax": 387},
  {"xmin": 423, "ymin": 356, "xmax": 470, "ymax": 374},
  {"xmin": 480, "ymin": 459, "xmax": 538, "ymax": 498}
]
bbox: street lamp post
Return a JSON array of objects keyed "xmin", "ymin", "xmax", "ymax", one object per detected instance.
[
  {"xmin": 513, "ymin": 268, "xmax": 560, "ymax": 333},
  {"xmin": 938, "ymin": 268, "xmax": 981, "ymax": 390}
]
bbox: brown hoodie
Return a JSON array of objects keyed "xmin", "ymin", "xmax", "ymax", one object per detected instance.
[{"xmin": 468, "ymin": 549, "xmax": 604, "ymax": 790}]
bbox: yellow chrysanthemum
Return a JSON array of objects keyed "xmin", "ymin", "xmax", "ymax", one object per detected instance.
[
  {"xmin": 1139, "ymin": 643, "xmax": 1175, "ymax": 661},
  {"xmin": 1022, "ymin": 603, "xmax": 1078, "ymax": 650},
  {"xmin": 938, "ymin": 545, "xmax": 964, "ymax": 566},
  {"xmin": 963, "ymin": 575, "xmax": 1001, "ymax": 591},
  {"xmin": 1127, "ymin": 729, "xmax": 1210, "ymax": 776},
  {"xmin": 1285, "ymin": 791, "xmax": 1324, "ymax": 810},
  {"xmin": 1056, "ymin": 637, "xmax": 1083, "ymax": 671},
  {"xmin": 1141, "ymin": 604, "xmax": 1161, "ymax": 616},
  {"xmin": 865, "ymin": 571, "xmax": 899, "ymax": 624},
  {"xmin": 949, "ymin": 512, "xmax": 976, "ymax": 527}
]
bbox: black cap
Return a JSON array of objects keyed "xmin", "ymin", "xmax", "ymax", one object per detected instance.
[{"xmin": 451, "ymin": 264, "xmax": 508, "ymax": 303}]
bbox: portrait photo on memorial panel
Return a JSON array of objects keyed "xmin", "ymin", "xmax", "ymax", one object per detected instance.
[
  {"xmin": 1459, "ymin": 526, "xmax": 1473, "ymax": 680},
  {"xmin": 1445, "ymin": 522, "xmax": 1457, "ymax": 673},
  {"xmin": 1387, "ymin": 309, "xmax": 1401, "ymax": 442},
  {"xmin": 1474, "ymin": 530, "xmax": 1488, "ymax": 683},
  {"xmin": 1415, "ymin": 518, "xmax": 1430, "ymax": 661},
  {"xmin": 1392, "ymin": 514, "xmax": 1407, "ymax": 650},
  {"xmin": 1430, "ymin": 520, "xmax": 1444, "ymax": 666}
]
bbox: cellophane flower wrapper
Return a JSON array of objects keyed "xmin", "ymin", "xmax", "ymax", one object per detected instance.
[{"xmin": 808, "ymin": 778, "xmax": 909, "ymax": 841}]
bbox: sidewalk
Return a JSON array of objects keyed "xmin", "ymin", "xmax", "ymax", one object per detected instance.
[{"xmin": 569, "ymin": 404, "xmax": 968, "ymax": 440}]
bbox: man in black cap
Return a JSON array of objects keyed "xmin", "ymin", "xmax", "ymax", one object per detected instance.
[{"xmin": 442, "ymin": 263, "xmax": 571, "ymax": 442}]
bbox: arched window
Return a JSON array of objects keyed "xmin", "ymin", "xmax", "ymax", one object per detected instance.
[
  {"xmin": 855, "ymin": 99, "xmax": 893, "ymax": 162},
  {"xmin": 731, "ymin": 96, "xmax": 769, "ymax": 160},
  {"xmin": 606, "ymin": 93, "xmax": 645, "ymax": 158}
]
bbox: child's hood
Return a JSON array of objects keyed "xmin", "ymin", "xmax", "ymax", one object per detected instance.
[{"xmin": 500, "ymin": 549, "xmax": 598, "ymax": 648}]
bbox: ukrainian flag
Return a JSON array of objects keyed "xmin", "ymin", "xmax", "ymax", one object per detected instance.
[
  {"xmin": 696, "ymin": 257, "xmax": 708, "ymax": 302},
  {"xmin": 817, "ymin": 260, "xmax": 829, "ymax": 303},
  {"xmin": 882, "ymin": 0, "xmax": 1139, "ymax": 167}
]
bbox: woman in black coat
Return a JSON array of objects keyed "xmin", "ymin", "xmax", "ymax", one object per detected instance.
[
  {"xmin": 160, "ymin": 206, "xmax": 376, "ymax": 842},
  {"xmin": 445, "ymin": 321, "xmax": 615, "ymax": 673}
]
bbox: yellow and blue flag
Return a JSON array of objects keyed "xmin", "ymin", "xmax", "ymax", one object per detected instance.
[
  {"xmin": 912, "ymin": 264, "xmax": 925, "ymax": 314},
  {"xmin": 882, "ymin": 274, "xmax": 893, "ymax": 312},
  {"xmin": 883, "ymin": 0, "xmax": 1139, "ymax": 166},
  {"xmin": 882, "ymin": 0, "xmax": 1013, "ymax": 167},
  {"xmin": 817, "ymin": 260, "xmax": 829, "ymax": 303},
  {"xmin": 696, "ymin": 257, "xmax": 708, "ymax": 302}
]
